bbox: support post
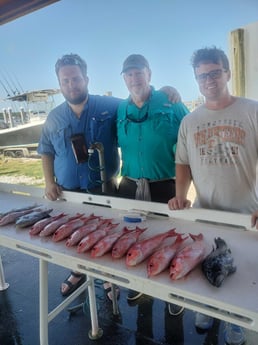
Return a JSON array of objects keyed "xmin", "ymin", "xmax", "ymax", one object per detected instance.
[{"xmin": 230, "ymin": 28, "xmax": 245, "ymax": 97}]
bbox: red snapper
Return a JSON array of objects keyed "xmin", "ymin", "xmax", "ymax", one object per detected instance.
[
  {"xmin": 147, "ymin": 234, "xmax": 188, "ymax": 277},
  {"xmin": 126, "ymin": 228, "xmax": 177, "ymax": 267},
  {"xmin": 169, "ymin": 233, "xmax": 210, "ymax": 280}
]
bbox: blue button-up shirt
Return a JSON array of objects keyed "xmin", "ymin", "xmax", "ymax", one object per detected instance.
[{"xmin": 38, "ymin": 95, "xmax": 121, "ymax": 190}]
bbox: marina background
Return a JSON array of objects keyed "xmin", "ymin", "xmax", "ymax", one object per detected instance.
[{"xmin": 0, "ymin": 0, "xmax": 258, "ymax": 108}]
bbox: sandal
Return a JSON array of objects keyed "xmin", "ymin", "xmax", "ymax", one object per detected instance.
[
  {"xmin": 60, "ymin": 271, "xmax": 86, "ymax": 297},
  {"xmin": 103, "ymin": 281, "xmax": 120, "ymax": 302}
]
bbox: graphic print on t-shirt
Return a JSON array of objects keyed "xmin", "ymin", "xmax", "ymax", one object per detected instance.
[{"xmin": 193, "ymin": 119, "xmax": 245, "ymax": 166}]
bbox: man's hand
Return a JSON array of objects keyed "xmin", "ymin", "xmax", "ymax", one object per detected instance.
[
  {"xmin": 45, "ymin": 182, "xmax": 63, "ymax": 201},
  {"xmin": 160, "ymin": 86, "xmax": 182, "ymax": 103},
  {"xmin": 168, "ymin": 196, "xmax": 191, "ymax": 210},
  {"xmin": 251, "ymin": 210, "xmax": 258, "ymax": 229}
]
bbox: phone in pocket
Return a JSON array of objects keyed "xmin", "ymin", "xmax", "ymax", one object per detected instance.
[{"xmin": 70, "ymin": 133, "xmax": 88, "ymax": 163}]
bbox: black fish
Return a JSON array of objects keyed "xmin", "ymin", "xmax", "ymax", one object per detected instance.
[
  {"xmin": 16, "ymin": 208, "xmax": 53, "ymax": 228},
  {"xmin": 202, "ymin": 237, "xmax": 236, "ymax": 287}
]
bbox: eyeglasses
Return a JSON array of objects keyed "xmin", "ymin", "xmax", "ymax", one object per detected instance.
[{"xmin": 195, "ymin": 69, "xmax": 227, "ymax": 83}]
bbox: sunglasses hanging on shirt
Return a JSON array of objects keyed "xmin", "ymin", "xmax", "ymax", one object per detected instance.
[{"xmin": 126, "ymin": 104, "xmax": 149, "ymax": 123}]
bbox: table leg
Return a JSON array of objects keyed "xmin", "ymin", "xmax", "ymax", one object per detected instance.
[
  {"xmin": 39, "ymin": 259, "xmax": 48, "ymax": 345},
  {"xmin": 111, "ymin": 283, "xmax": 119, "ymax": 315},
  {"xmin": 0, "ymin": 255, "xmax": 9, "ymax": 290},
  {"xmin": 87, "ymin": 275, "xmax": 103, "ymax": 339}
]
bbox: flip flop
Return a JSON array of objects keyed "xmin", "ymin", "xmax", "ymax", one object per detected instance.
[
  {"xmin": 103, "ymin": 282, "xmax": 120, "ymax": 302},
  {"xmin": 61, "ymin": 271, "xmax": 86, "ymax": 297}
]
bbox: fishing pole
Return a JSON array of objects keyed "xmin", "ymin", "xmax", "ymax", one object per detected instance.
[
  {"xmin": 3, "ymin": 70, "xmax": 22, "ymax": 95},
  {"xmin": 0, "ymin": 71, "xmax": 16, "ymax": 96},
  {"xmin": 0, "ymin": 78, "xmax": 11, "ymax": 97},
  {"xmin": 12, "ymin": 72, "xmax": 25, "ymax": 93}
]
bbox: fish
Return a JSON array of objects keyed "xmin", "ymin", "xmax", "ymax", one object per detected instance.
[
  {"xmin": 77, "ymin": 223, "xmax": 118, "ymax": 253},
  {"xmin": 0, "ymin": 204, "xmax": 39, "ymax": 218},
  {"xmin": 169, "ymin": 233, "xmax": 210, "ymax": 280},
  {"xmin": 202, "ymin": 237, "xmax": 237, "ymax": 287},
  {"xmin": 29, "ymin": 213, "xmax": 66, "ymax": 236},
  {"xmin": 147, "ymin": 234, "xmax": 188, "ymax": 277},
  {"xmin": 52, "ymin": 213, "xmax": 99, "ymax": 242},
  {"xmin": 91, "ymin": 225, "xmax": 127, "ymax": 258},
  {"xmin": 126, "ymin": 228, "xmax": 177, "ymax": 267},
  {"xmin": 39, "ymin": 213, "xmax": 83, "ymax": 237},
  {"xmin": 111, "ymin": 226, "xmax": 147, "ymax": 259},
  {"xmin": 0, "ymin": 206, "xmax": 46, "ymax": 226},
  {"xmin": 16, "ymin": 208, "xmax": 53, "ymax": 228},
  {"xmin": 66, "ymin": 223, "xmax": 99, "ymax": 247},
  {"xmin": 66, "ymin": 218, "xmax": 113, "ymax": 247}
]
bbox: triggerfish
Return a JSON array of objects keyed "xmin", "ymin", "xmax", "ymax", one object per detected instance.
[{"xmin": 202, "ymin": 237, "xmax": 236, "ymax": 287}]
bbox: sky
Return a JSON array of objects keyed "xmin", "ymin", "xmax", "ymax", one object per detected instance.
[{"xmin": 0, "ymin": 0, "xmax": 257, "ymax": 108}]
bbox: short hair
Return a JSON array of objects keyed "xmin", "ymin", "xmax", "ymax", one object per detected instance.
[
  {"xmin": 191, "ymin": 46, "xmax": 230, "ymax": 71},
  {"xmin": 55, "ymin": 53, "xmax": 87, "ymax": 77}
]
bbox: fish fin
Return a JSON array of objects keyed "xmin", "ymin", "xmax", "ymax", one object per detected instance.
[{"xmin": 189, "ymin": 233, "xmax": 203, "ymax": 241}]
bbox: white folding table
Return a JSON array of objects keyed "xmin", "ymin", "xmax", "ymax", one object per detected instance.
[{"xmin": 0, "ymin": 183, "xmax": 257, "ymax": 345}]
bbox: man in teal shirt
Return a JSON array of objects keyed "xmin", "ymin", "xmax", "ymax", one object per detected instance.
[
  {"xmin": 117, "ymin": 54, "xmax": 189, "ymax": 303},
  {"xmin": 117, "ymin": 54, "xmax": 189, "ymax": 203}
]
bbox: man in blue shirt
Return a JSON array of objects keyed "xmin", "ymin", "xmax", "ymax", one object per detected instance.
[
  {"xmin": 38, "ymin": 53, "xmax": 122, "ymax": 296},
  {"xmin": 38, "ymin": 54, "xmax": 120, "ymax": 200}
]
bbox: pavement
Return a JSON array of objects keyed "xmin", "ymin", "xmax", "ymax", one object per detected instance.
[{"xmin": 1, "ymin": 246, "xmax": 258, "ymax": 345}]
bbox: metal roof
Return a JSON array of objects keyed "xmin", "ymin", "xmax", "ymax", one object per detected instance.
[{"xmin": 0, "ymin": 0, "xmax": 60, "ymax": 25}]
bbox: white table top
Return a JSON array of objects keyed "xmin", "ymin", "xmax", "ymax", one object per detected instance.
[{"xmin": 0, "ymin": 183, "xmax": 258, "ymax": 330}]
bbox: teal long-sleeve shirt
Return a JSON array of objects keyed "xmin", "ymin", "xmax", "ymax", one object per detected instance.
[{"xmin": 117, "ymin": 87, "xmax": 189, "ymax": 180}]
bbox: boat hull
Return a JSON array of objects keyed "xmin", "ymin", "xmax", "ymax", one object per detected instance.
[{"xmin": 0, "ymin": 121, "xmax": 44, "ymax": 148}]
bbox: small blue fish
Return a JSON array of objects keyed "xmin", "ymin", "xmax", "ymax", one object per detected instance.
[
  {"xmin": 16, "ymin": 208, "xmax": 53, "ymax": 228},
  {"xmin": 0, "ymin": 204, "xmax": 39, "ymax": 219}
]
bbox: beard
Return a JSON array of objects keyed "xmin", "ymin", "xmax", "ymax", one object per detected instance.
[{"xmin": 63, "ymin": 89, "xmax": 88, "ymax": 105}]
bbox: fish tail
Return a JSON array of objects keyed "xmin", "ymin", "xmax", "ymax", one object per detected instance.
[
  {"xmin": 189, "ymin": 233, "xmax": 203, "ymax": 241},
  {"xmin": 167, "ymin": 228, "xmax": 177, "ymax": 237},
  {"xmin": 175, "ymin": 233, "xmax": 188, "ymax": 243}
]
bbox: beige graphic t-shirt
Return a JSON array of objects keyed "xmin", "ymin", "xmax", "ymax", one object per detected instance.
[{"xmin": 176, "ymin": 97, "xmax": 258, "ymax": 213}]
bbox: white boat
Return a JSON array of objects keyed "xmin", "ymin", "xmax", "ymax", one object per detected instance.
[{"xmin": 0, "ymin": 89, "xmax": 60, "ymax": 151}]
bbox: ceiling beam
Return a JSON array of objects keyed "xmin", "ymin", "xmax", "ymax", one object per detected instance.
[{"xmin": 0, "ymin": 0, "xmax": 60, "ymax": 25}]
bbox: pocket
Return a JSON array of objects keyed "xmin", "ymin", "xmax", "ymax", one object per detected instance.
[
  {"xmin": 152, "ymin": 112, "xmax": 172, "ymax": 133},
  {"xmin": 117, "ymin": 118, "xmax": 128, "ymax": 146},
  {"xmin": 52, "ymin": 127, "xmax": 71, "ymax": 156},
  {"xmin": 151, "ymin": 111, "xmax": 180, "ymax": 142},
  {"xmin": 91, "ymin": 114, "xmax": 114, "ymax": 141}
]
